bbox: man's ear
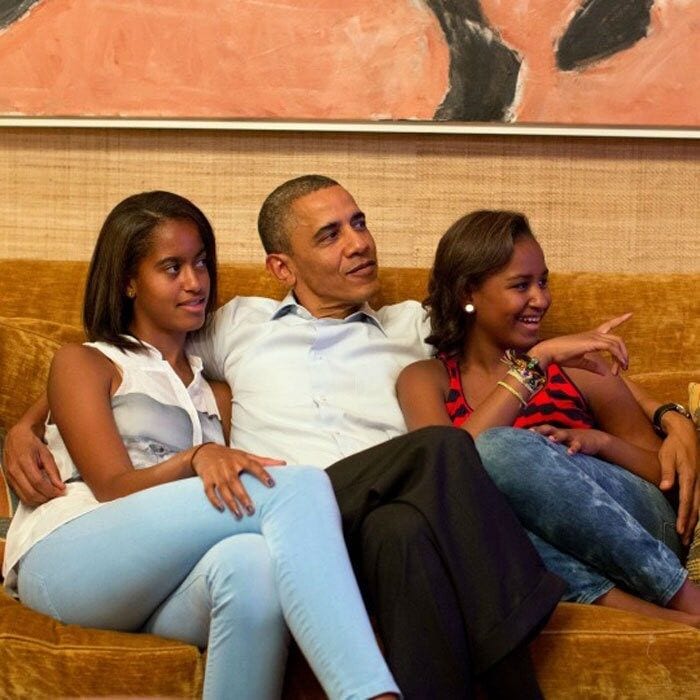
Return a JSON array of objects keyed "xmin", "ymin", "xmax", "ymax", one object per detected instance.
[{"xmin": 265, "ymin": 253, "xmax": 296, "ymax": 289}]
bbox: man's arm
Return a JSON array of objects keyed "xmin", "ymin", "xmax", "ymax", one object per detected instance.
[
  {"xmin": 624, "ymin": 377, "xmax": 699, "ymax": 544},
  {"xmin": 2, "ymin": 393, "xmax": 65, "ymax": 507}
]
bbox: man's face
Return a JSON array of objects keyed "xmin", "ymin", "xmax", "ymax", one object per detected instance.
[{"xmin": 275, "ymin": 185, "xmax": 380, "ymax": 318}]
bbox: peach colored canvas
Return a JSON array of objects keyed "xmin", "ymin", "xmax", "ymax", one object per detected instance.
[
  {"xmin": 0, "ymin": 0, "xmax": 448, "ymax": 119},
  {"xmin": 0, "ymin": 0, "xmax": 697, "ymax": 126},
  {"xmin": 484, "ymin": 0, "xmax": 700, "ymax": 126}
]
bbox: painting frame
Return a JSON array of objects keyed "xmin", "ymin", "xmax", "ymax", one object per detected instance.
[
  {"xmin": 0, "ymin": 116, "xmax": 698, "ymax": 140},
  {"xmin": 1, "ymin": 1, "xmax": 698, "ymax": 137}
]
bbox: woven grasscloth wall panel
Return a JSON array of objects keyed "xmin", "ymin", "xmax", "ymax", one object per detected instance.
[{"xmin": 0, "ymin": 128, "xmax": 697, "ymax": 273}]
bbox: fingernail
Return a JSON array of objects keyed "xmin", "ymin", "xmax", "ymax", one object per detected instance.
[
  {"xmin": 246, "ymin": 504, "xmax": 255, "ymax": 515},
  {"xmin": 267, "ymin": 477, "xmax": 275, "ymax": 487}
]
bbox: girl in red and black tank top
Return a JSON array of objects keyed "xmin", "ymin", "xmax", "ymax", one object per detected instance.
[
  {"xmin": 396, "ymin": 210, "xmax": 700, "ymax": 626},
  {"xmin": 440, "ymin": 353, "xmax": 595, "ymax": 431},
  {"xmin": 397, "ymin": 210, "xmax": 657, "ymax": 480}
]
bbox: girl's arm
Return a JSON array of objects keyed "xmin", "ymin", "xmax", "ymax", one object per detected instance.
[
  {"xmin": 398, "ymin": 315, "xmax": 634, "ymax": 438},
  {"xmin": 460, "ymin": 314, "xmax": 635, "ymax": 438},
  {"xmin": 397, "ymin": 357, "xmax": 533, "ymax": 439},
  {"xmin": 398, "ymin": 355, "xmax": 534, "ymax": 440},
  {"xmin": 396, "ymin": 360, "xmax": 454, "ymax": 430},
  {"xmin": 557, "ymin": 365, "xmax": 662, "ymax": 484},
  {"xmin": 48, "ymin": 345, "xmax": 281, "ymax": 515}
]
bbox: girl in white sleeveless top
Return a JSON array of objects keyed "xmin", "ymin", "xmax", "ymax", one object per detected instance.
[{"xmin": 3, "ymin": 191, "xmax": 398, "ymax": 700}]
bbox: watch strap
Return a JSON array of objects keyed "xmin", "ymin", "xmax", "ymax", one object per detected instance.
[{"xmin": 652, "ymin": 402, "xmax": 692, "ymax": 437}]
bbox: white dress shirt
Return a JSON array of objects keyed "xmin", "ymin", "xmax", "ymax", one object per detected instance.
[{"xmin": 190, "ymin": 293, "xmax": 431, "ymax": 468}]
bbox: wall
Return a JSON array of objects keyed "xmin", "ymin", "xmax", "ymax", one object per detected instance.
[{"xmin": 0, "ymin": 127, "xmax": 698, "ymax": 273}]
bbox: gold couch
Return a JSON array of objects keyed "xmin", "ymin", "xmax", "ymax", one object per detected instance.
[{"xmin": 1, "ymin": 260, "xmax": 699, "ymax": 698}]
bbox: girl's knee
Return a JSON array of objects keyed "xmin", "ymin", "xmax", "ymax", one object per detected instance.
[
  {"xmin": 475, "ymin": 427, "xmax": 546, "ymax": 489},
  {"xmin": 476, "ymin": 427, "xmax": 528, "ymax": 463},
  {"xmin": 281, "ymin": 465, "xmax": 334, "ymax": 499},
  {"xmin": 205, "ymin": 536, "xmax": 283, "ymax": 625}
]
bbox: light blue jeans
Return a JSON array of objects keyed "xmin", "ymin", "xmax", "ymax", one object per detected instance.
[
  {"xmin": 18, "ymin": 468, "xmax": 399, "ymax": 700},
  {"xmin": 475, "ymin": 428, "xmax": 686, "ymax": 605}
]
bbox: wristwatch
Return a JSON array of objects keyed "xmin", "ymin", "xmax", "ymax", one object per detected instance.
[{"xmin": 652, "ymin": 402, "xmax": 693, "ymax": 437}]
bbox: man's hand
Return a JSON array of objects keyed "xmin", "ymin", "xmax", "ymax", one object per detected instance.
[
  {"xmin": 657, "ymin": 412, "xmax": 700, "ymax": 545},
  {"xmin": 2, "ymin": 423, "xmax": 65, "ymax": 507}
]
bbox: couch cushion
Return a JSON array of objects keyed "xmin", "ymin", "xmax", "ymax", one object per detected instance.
[
  {"xmin": 533, "ymin": 602, "xmax": 700, "ymax": 697},
  {"xmin": 0, "ymin": 317, "xmax": 84, "ymax": 430},
  {"xmin": 687, "ymin": 524, "xmax": 700, "ymax": 585},
  {"xmin": 690, "ymin": 382, "xmax": 700, "ymax": 427},
  {"xmin": 0, "ymin": 261, "xmax": 88, "ymax": 327},
  {"xmin": 0, "ymin": 588, "xmax": 203, "ymax": 697},
  {"xmin": 627, "ymin": 370, "xmax": 700, "ymax": 405}
]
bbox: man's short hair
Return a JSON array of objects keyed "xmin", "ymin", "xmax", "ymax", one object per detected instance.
[{"xmin": 258, "ymin": 174, "xmax": 340, "ymax": 254}]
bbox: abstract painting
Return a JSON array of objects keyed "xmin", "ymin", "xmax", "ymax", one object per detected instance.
[{"xmin": 0, "ymin": 0, "xmax": 697, "ymax": 126}]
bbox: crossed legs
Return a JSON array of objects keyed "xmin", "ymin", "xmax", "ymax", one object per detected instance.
[{"xmin": 18, "ymin": 468, "xmax": 398, "ymax": 699}]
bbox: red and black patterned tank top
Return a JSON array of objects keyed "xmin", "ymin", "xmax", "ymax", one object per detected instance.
[{"xmin": 440, "ymin": 354, "xmax": 595, "ymax": 430}]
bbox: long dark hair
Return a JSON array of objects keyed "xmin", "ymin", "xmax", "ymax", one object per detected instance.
[
  {"xmin": 424, "ymin": 210, "xmax": 535, "ymax": 357},
  {"xmin": 84, "ymin": 191, "xmax": 218, "ymax": 350}
]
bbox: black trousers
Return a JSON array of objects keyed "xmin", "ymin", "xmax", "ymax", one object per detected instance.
[{"xmin": 326, "ymin": 426, "xmax": 565, "ymax": 699}]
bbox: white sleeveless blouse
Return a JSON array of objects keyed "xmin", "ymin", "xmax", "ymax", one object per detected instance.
[{"xmin": 2, "ymin": 340, "xmax": 224, "ymax": 590}]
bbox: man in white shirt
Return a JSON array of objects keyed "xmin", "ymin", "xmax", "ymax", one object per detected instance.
[{"xmin": 188, "ymin": 175, "xmax": 566, "ymax": 697}]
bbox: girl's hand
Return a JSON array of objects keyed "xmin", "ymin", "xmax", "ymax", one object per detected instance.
[
  {"xmin": 531, "ymin": 425, "xmax": 610, "ymax": 456},
  {"xmin": 191, "ymin": 444, "xmax": 286, "ymax": 517},
  {"xmin": 530, "ymin": 313, "xmax": 632, "ymax": 375}
]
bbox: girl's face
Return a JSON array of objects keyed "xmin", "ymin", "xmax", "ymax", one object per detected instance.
[
  {"xmin": 468, "ymin": 236, "xmax": 551, "ymax": 352},
  {"xmin": 127, "ymin": 218, "xmax": 210, "ymax": 344}
]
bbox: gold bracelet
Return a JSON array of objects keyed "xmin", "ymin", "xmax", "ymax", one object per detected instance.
[{"xmin": 496, "ymin": 380, "xmax": 528, "ymax": 408}]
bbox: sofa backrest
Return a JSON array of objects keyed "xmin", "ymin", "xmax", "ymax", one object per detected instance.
[{"xmin": 1, "ymin": 259, "xmax": 697, "ymax": 380}]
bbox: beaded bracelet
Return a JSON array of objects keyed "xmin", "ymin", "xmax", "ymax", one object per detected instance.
[{"xmin": 501, "ymin": 349, "xmax": 546, "ymax": 395}]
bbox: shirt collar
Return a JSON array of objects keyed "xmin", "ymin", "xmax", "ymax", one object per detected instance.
[
  {"xmin": 120, "ymin": 334, "xmax": 205, "ymax": 373},
  {"xmin": 271, "ymin": 292, "xmax": 387, "ymax": 335}
]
